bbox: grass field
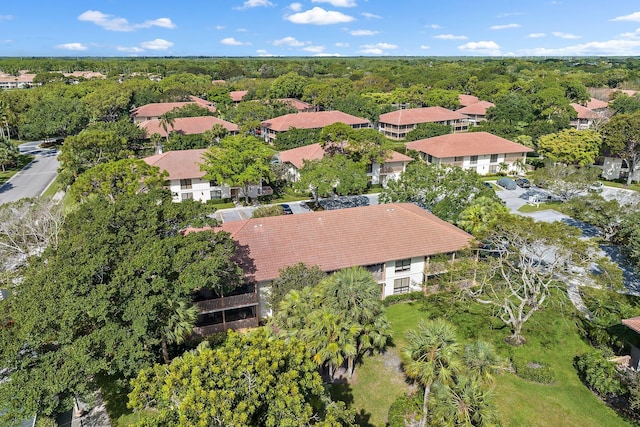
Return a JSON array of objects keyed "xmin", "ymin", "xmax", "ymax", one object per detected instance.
[{"xmin": 348, "ymin": 294, "xmax": 630, "ymax": 426}]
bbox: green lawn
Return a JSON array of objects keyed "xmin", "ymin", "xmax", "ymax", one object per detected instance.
[
  {"xmin": 518, "ymin": 201, "xmax": 564, "ymax": 213},
  {"xmin": 602, "ymin": 181, "xmax": 640, "ymax": 192},
  {"xmin": 349, "ymin": 295, "xmax": 630, "ymax": 427},
  {"xmin": 0, "ymin": 154, "xmax": 34, "ymax": 184}
]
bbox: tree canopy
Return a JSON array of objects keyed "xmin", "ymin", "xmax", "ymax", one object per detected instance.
[{"xmin": 537, "ymin": 129, "xmax": 602, "ymax": 166}]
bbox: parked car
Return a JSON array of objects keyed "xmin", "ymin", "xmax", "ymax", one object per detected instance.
[
  {"xmin": 279, "ymin": 204, "xmax": 293, "ymax": 215},
  {"xmin": 497, "ymin": 177, "xmax": 517, "ymax": 190},
  {"xmin": 588, "ymin": 182, "xmax": 604, "ymax": 193},
  {"xmin": 484, "ymin": 182, "xmax": 493, "ymax": 189},
  {"xmin": 515, "ymin": 177, "xmax": 531, "ymax": 188}
]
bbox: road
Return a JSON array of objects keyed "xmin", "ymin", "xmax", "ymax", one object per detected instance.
[{"xmin": 0, "ymin": 141, "xmax": 59, "ymax": 205}]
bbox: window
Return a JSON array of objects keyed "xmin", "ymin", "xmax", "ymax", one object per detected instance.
[
  {"xmin": 395, "ymin": 258, "xmax": 411, "ymax": 273},
  {"xmin": 489, "ymin": 165, "xmax": 498, "ymax": 174},
  {"xmin": 427, "ymin": 154, "xmax": 433, "ymax": 163},
  {"xmin": 366, "ymin": 163, "xmax": 373, "ymax": 174},
  {"xmin": 454, "ymin": 156, "xmax": 464, "ymax": 162},
  {"xmin": 209, "ymin": 180, "xmax": 217, "ymax": 187},
  {"xmin": 210, "ymin": 190, "xmax": 222, "ymax": 199},
  {"xmin": 181, "ymin": 192, "xmax": 193, "ymax": 201},
  {"xmin": 180, "ymin": 179, "xmax": 192, "ymax": 190},
  {"xmin": 490, "ymin": 154, "xmax": 499, "ymax": 163},
  {"xmin": 393, "ymin": 277, "xmax": 410, "ymax": 294},
  {"xmin": 470, "ymin": 155, "xmax": 478, "ymax": 165}
]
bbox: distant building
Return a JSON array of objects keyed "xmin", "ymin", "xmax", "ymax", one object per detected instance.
[
  {"xmin": 406, "ymin": 131, "xmax": 532, "ymax": 175},
  {"xmin": 570, "ymin": 103, "xmax": 601, "ymax": 130},
  {"xmin": 275, "ymin": 143, "xmax": 412, "ymax": 186},
  {"xmin": 456, "ymin": 101, "xmax": 495, "ymax": 126},
  {"xmin": 378, "ymin": 107, "xmax": 469, "ymax": 140},
  {"xmin": 261, "ymin": 111, "xmax": 370, "ymax": 143},
  {"xmin": 138, "ymin": 116, "xmax": 239, "ymax": 138},
  {"xmin": 130, "ymin": 96, "xmax": 216, "ymax": 123}
]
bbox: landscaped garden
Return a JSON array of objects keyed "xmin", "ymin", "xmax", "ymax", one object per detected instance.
[{"xmin": 347, "ymin": 293, "xmax": 631, "ymax": 426}]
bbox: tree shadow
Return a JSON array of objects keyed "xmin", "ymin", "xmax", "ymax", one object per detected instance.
[{"xmin": 326, "ymin": 381, "xmax": 375, "ymax": 427}]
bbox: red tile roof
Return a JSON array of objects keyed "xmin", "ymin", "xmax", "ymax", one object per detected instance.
[
  {"xmin": 131, "ymin": 99, "xmax": 216, "ymax": 118},
  {"xmin": 138, "ymin": 116, "xmax": 238, "ymax": 138},
  {"xmin": 458, "ymin": 94, "xmax": 479, "ymax": 107},
  {"xmin": 379, "ymin": 107, "xmax": 468, "ymax": 126},
  {"xmin": 457, "ymin": 101, "xmax": 495, "ymax": 116},
  {"xmin": 570, "ymin": 103, "xmax": 600, "ymax": 120},
  {"xmin": 262, "ymin": 111, "xmax": 370, "ymax": 132},
  {"xmin": 275, "ymin": 98, "xmax": 314, "ymax": 111},
  {"xmin": 143, "ymin": 149, "xmax": 207, "ymax": 180},
  {"xmin": 623, "ymin": 317, "xmax": 640, "ymax": 334},
  {"xmin": 278, "ymin": 143, "xmax": 412, "ymax": 169},
  {"xmin": 586, "ymin": 98, "xmax": 609, "ymax": 110},
  {"xmin": 230, "ymin": 90, "xmax": 248, "ymax": 102},
  {"xmin": 406, "ymin": 132, "xmax": 533, "ymax": 158},
  {"xmin": 217, "ymin": 203, "xmax": 473, "ymax": 282}
]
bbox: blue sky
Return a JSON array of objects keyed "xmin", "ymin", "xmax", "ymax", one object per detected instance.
[{"xmin": 2, "ymin": 1, "xmax": 640, "ymax": 57}]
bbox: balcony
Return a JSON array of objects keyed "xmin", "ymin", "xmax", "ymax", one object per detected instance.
[
  {"xmin": 193, "ymin": 317, "xmax": 259, "ymax": 336},
  {"xmin": 195, "ymin": 293, "xmax": 259, "ymax": 314}
]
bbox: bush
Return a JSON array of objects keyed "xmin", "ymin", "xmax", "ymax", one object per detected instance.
[
  {"xmin": 575, "ymin": 350, "xmax": 624, "ymax": 396},
  {"xmin": 388, "ymin": 391, "xmax": 423, "ymax": 427},
  {"xmin": 206, "ymin": 197, "xmax": 232, "ymax": 205},
  {"xmin": 382, "ymin": 291, "xmax": 425, "ymax": 307},
  {"xmin": 252, "ymin": 205, "xmax": 284, "ymax": 218},
  {"xmin": 511, "ymin": 358, "xmax": 555, "ymax": 384}
]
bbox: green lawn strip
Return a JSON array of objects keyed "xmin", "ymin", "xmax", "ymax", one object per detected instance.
[
  {"xmin": 346, "ymin": 348, "xmax": 410, "ymax": 426},
  {"xmin": 40, "ymin": 176, "xmax": 61, "ymax": 198},
  {"xmin": 354, "ymin": 294, "xmax": 631, "ymax": 426},
  {"xmin": 0, "ymin": 154, "xmax": 34, "ymax": 184},
  {"xmin": 602, "ymin": 181, "xmax": 640, "ymax": 192},
  {"xmin": 518, "ymin": 201, "xmax": 564, "ymax": 213}
]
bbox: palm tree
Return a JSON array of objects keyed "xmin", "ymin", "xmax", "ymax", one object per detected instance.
[
  {"xmin": 0, "ymin": 100, "xmax": 10, "ymax": 141},
  {"xmin": 159, "ymin": 114, "xmax": 175, "ymax": 144},
  {"xmin": 0, "ymin": 138, "xmax": 18, "ymax": 172},
  {"xmin": 403, "ymin": 319, "xmax": 462, "ymax": 427},
  {"xmin": 322, "ymin": 266, "xmax": 383, "ymax": 325},
  {"xmin": 150, "ymin": 132, "xmax": 163, "ymax": 155},
  {"xmin": 161, "ymin": 298, "xmax": 198, "ymax": 364},
  {"xmin": 430, "ymin": 374, "xmax": 498, "ymax": 426},
  {"xmin": 462, "ymin": 341, "xmax": 505, "ymax": 386}
]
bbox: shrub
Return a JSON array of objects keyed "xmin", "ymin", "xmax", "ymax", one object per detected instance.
[
  {"xmin": 382, "ymin": 291, "xmax": 425, "ymax": 307},
  {"xmin": 575, "ymin": 350, "xmax": 624, "ymax": 396},
  {"xmin": 511, "ymin": 358, "xmax": 555, "ymax": 384},
  {"xmin": 252, "ymin": 205, "xmax": 284, "ymax": 218},
  {"xmin": 388, "ymin": 391, "xmax": 423, "ymax": 427}
]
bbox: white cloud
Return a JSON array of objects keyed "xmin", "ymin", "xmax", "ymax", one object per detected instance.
[
  {"xmin": 289, "ymin": 3, "xmax": 303, "ymax": 12},
  {"xmin": 312, "ymin": 0, "xmax": 357, "ymax": 7},
  {"xmin": 527, "ymin": 33, "xmax": 546, "ymax": 38},
  {"xmin": 287, "ymin": 7, "xmax": 355, "ymax": 25},
  {"xmin": 215, "ymin": 25, "xmax": 225, "ymax": 30},
  {"xmin": 552, "ymin": 31, "xmax": 580, "ymax": 39},
  {"xmin": 78, "ymin": 10, "xmax": 175, "ymax": 32},
  {"xmin": 361, "ymin": 42, "xmax": 397, "ymax": 49},
  {"xmin": 303, "ymin": 45, "xmax": 326, "ymax": 53},
  {"xmin": 458, "ymin": 40, "xmax": 501, "ymax": 55},
  {"xmin": 490, "ymin": 23, "xmax": 520, "ymax": 30},
  {"xmin": 520, "ymin": 38, "xmax": 640, "ymax": 56},
  {"xmin": 141, "ymin": 39, "xmax": 174, "ymax": 50},
  {"xmin": 237, "ymin": 28, "xmax": 248, "ymax": 32},
  {"xmin": 361, "ymin": 12, "xmax": 382, "ymax": 19},
  {"xmin": 358, "ymin": 48, "xmax": 383, "ymax": 54},
  {"xmin": 611, "ymin": 11, "xmax": 640, "ymax": 22},
  {"xmin": 314, "ymin": 53, "xmax": 343, "ymax": 56},
  {"xmin": 117, "ymin": 46, "xmax": 145, "ymax": 53},
  {"xmin": 427, "ymin": 24, "xmax": 442, "ymax": 29},
  {"xmin": 0, "ymin": 39, "xmax": 13, "ymax": 44},
  {"xmin": 350, "ymin": 29, "xmax": 378, "ymax": 36},
  {"xmin": 234, "ymin": 0, "xmax": 274, "ymax": 10},
  {"xmin": 0, "ymin": 15, "xmax": 13, "ymax": 21},
  {"xmin": 336, "ymin": 42, "xmax": 350, "ymax": 47},
  {"xmin": 273, "ymin": 36, "xmax": 305, "ymax": 47},
  {"xmin": 220, "ymin": 37, "xmax": 251, "ymax": 46},
  {"xmin": 621, "ymin": 29, "xmax": 640, "ymax": 39},
  {"xmin": 420, "ymin": 45, "xmax": 430, "ymax": 49},
  {"xmin": 55, "ymin": 42, "xmax": 88, "ymax": 51},
  {"xmin": 434, "ymin": 34, "xmax": 468, "ymax": 40},
  {"xmin": 256, "ymin": 49, "xmax": 276, "ymax": 56}
]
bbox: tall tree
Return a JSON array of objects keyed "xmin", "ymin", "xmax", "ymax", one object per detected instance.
[
  {"xmin": 403, "ymin": 319, "xmax": 462, "ymax": 427},
  {"xmin": 601, "ymin": 111, "xmax": 640, "ymax": 186},
  {"xmin": 19, "ymin": 97, "xmax": 89, "ymax": 141},
  {"xmin": 68, "ymin": 158, "xmax": 167, "ymax": 203},
  {"xmin": 269, "ymin": 263, "xmax": 326, "ymax": 314},
  {"xmin": 537, "ymin": 129, "xmax": 602, "ymax": 166},
  {"xmin": 379, "ymin": 162, "xmax": 497, "ymax": 224},
  {"xmin": 128, "ymin": 329, "xmax": 355, "ymax": 426},
  {"xmin": 200, "ymin": 135, "xmax": 275, "ymax": 204},
  {"xmin": 404, "ymin": 123, "xmax": 452, "ymax": 142},
  {"xmin": 0, "ymin": 137, "xmax": 19, "ymax": 172},
  {"xmin": 294, "ymin": 156, "xmax": 368, "ymax": 203},
  {"xmin": 0, "ymin": 191, "xmax": 241, "ymax": 420}
]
